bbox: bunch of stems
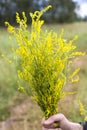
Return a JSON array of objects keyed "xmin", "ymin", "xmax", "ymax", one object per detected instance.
[{"xmin": 5, "ymin": 6, "xmax": 84, "ymax": 119}]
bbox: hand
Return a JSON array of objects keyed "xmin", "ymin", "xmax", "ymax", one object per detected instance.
[{"xmin": 42, "ymin": 113, "xmax": 83, "ymax": 130}]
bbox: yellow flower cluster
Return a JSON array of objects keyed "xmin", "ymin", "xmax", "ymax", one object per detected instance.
[
  {"xmin": 5, "ymin": 6, "xmax": 84, "ymax": 119},
  {"xmin": 79, "ymin": 99, "xmax": 87, "ymax": 121}
]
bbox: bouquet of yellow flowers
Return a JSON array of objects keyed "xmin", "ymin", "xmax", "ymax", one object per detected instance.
[{"xmin": 5, "ymin": 6, "xmax": 84, "ymax": 119}]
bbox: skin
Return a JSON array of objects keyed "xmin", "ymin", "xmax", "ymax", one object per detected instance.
[{"xmin": 42, "ymin": 113, "xmax": 83, "ymax": 130}]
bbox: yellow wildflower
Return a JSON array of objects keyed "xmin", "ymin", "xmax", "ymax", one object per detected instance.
[{"xmin": 5, "ymin": 6, "xmax": 84, "ymax": 119}]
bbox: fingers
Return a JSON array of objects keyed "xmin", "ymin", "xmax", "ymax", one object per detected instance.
[
  {"xmin": 42, "ymin": 114, "xmax": 83, "ymax": 130},
  {"xmin": 42, "ymin": 113, "xmax": 64, "ymax": 129},
  {"xmin": 42, "ymin": 118, "xmax": 54, "ymax": 129}
]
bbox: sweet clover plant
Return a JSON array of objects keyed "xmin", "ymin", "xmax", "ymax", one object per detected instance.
[{"xmin": 5, "ymin": 6, "xmax": 84, "ymax": 119}]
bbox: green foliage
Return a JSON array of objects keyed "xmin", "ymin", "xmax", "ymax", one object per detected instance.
[
  {"xmin": 5, "ymin": 6, "xmax": 84, "ymax": 119},
  {"xmin": 0, "ymin": 0, "xmax": 78, "ymax": 26},
  {"xmin": 49, "ymin": 0, "xmax": 77, "ymax": 23}
]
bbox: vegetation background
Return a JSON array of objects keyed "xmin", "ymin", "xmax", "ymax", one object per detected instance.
[
  {"xmin": 0, "ymin": 0, "xmax": 81, "ymax": 26},
  {"xmin": 0, "ymin": 0, "xmax": 87, "ymax": 130}
]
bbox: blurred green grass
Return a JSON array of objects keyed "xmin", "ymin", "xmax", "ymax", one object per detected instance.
[
  {"xmin": 0, "ymin": 29, "xmax": 18, "ymax": 120},
  {"xmin": 0, "ymin": 22, "xmax": 87, "ymax": 124}
]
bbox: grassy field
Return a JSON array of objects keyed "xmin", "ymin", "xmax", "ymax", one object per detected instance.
[{"xmin": 0, "ymin": 22, "xmax": 87, "ymax": 130}]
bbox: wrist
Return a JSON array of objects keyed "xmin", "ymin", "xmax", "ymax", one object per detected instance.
[{"xmin": 68, "ymin": 122, "xmax": 83, "ymax": 130}]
